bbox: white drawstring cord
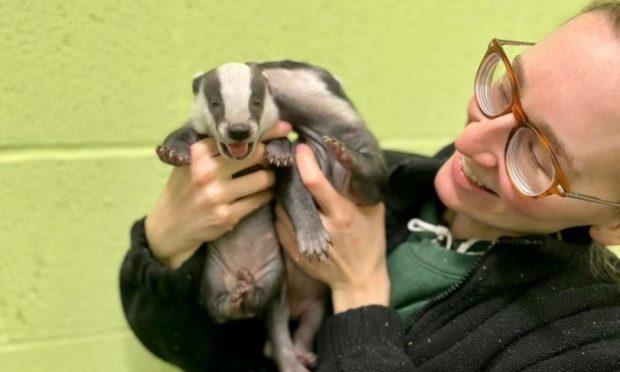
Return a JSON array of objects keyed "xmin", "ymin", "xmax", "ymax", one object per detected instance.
[
  {"xmin": 407, "ymin": 218, "xmax": 453, "ymax": 250},
  {"xmin": 407, "ymin": 218, "xmax": 483, "ymax": 254},
  {"xmin": 456, "ymin": 239, "xmax": 481, "ymax": 253}
]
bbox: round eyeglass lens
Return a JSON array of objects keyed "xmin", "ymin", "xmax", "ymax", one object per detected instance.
[
  {"xmin": 475, "ymin": 52, "xmax": 512, "ymax": 116},
  {"xmin": 506, "ymin": 127, "xmax": 556, "ymax": 196}
]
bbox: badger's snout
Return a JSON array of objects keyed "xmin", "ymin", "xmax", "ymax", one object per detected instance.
[
  {"xmin": 228, "ymin": 123, "xmax": 251, "ymax": 141},
  {"xmin": 217, "ymin": 122, "xmax": 258, "ymax": 160}
]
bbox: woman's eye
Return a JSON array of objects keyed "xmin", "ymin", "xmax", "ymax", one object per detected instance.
[
  {"xmin": 496, "ymin": 75, "xmax": 512, "ymax": 105},
  {"xmin": 490, "ymin": 75, "xmax": 512, "ymax": 108},
  {"xmin": 528, "ymin": 140, "xmax": 546, "ymax": 170},
  {"xmin": 500, "ymin": 81, "xmax": 511, "ymax": 104}
]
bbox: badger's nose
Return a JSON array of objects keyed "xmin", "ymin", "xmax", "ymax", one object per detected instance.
[{"xmin": 228, "ymin": 123, "xmax": 251, "ymax": 141}]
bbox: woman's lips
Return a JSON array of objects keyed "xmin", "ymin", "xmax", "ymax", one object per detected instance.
[{"xmin": 452, "ymin": 154, "xmax": 498, "ymax": 196}]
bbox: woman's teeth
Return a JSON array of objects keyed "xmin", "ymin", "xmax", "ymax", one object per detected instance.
[{"xmin": 460, "ymin": 157, "xmax": 487, "ymax": 189}]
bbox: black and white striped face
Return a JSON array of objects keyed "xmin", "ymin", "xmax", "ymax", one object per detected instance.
[{"xmin": 191, "ymin": 63, "xmax": 278, "ymax": 160}]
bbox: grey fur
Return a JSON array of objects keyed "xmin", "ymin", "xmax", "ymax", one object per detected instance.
[{"xmin": 156, "ymin": 61, "xmax": 387, "ymax": 372}]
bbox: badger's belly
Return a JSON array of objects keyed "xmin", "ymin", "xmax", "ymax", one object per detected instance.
[
  {"xmin": 203, "ymin": 205, "xmax": 284, "ymax": 321},
  {"xmin": 208, "ymin": 205, "xmax": 281, "ymax": 283}
]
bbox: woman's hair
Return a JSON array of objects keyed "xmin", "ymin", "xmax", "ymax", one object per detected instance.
[
  {"xmin": 582, "ymin": 0, "xmax": 620, "ymax": 33},
  {"xmin": 589, "ymin": 242, "xmax": 620, "ymax": 283},
  {"xmin": 579, "ymin": 1, "xmax": 620, "ymax": 283}
]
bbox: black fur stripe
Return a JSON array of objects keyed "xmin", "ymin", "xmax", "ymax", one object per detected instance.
[
  {"xmin": 249, "ymin": 65, "xmax": 267, "ymax": 124},
  {"xmin": 202, "ymin": 70, "xmax": 225, "ymax": 125}
]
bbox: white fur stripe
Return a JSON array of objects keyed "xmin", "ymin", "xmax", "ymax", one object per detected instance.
[{"xmin": 218, "ymin": 63, "xmax": 252, "ymax": 124}]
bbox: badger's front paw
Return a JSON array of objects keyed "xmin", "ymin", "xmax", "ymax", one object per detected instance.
[
  {"xmin": 265, "ymin": 153, "xmax": 294, "ymax": 167},
  {"xmin": 265, "ymin": 139, "xmax": 294, "ymax": 167},
  {"xmin": 156, "ymin": 145, "xmax": 191, "ymax": 166},
  {"xmin": 297, "ymin": 226, "xmax": 331, "ymax": 261}
]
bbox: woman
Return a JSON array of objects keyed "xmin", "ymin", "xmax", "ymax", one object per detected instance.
[{"xmin": 120, "ymin": 2, "xmax": 620, "ymax": 371}]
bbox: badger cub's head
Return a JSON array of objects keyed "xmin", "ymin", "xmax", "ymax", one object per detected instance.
[{"xmin": 190, "ymin": 62, "xmax": 279, "ymax": 160}]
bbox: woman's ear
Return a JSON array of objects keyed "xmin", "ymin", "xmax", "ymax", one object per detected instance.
[{"xmin": 589, "ymin": 221, "xmax": 620, "ymax": 245}]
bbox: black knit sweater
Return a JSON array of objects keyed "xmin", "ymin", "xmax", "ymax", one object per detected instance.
[{"xmin": 120, "ymin": 149, "xmax": 620, "ymax": 372}]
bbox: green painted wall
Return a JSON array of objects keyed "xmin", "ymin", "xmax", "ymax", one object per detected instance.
[{"xmin": 1, "ymin": 1, "xmax": 612, "ymax": 371}]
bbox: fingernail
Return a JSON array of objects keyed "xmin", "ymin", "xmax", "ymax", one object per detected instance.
[
  {"xmin": 283, "ymin": 123, "xmax": 292, "ymax": 133},
  {"xmin": 278, "ymin": 121, "xmax": 292, "ymax": 132}
]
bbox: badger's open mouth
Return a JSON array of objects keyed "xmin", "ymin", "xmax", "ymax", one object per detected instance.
[{"xmin": 220, "ymin": 142, "xmax": 256, "ymax": 160}]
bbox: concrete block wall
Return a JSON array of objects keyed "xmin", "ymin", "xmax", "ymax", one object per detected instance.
[{"xmin": 1, "ymin": 1, "xmax": 609, "ymax": 371}]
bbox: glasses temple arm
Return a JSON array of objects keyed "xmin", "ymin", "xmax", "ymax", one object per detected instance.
[
  {"xmin": 558, "ymin": 187, "xmax": 620, "ymax": 208},
  {"xmin": 496, "ymin": 39, "xmax": 536, "ymax": 47}
]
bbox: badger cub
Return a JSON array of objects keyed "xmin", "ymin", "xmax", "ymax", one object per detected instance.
[{"xmin": 157, "ymin": 61, "xmax": 387, "ymax": 372}]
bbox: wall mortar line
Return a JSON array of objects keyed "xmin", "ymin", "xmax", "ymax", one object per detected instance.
[{"xmin": 0, "ymin": 146, "xmax": 157, "ymax": 163}]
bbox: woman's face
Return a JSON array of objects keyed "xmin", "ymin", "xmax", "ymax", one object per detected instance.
[{"xmin": 435, "ymin": 12, "xmax": 620, "ymax": 238}]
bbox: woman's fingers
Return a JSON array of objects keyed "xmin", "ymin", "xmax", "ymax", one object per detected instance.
[
  {"xmin": 191, "ymin": 138, "xmax": 221, "ymax": 160},
  {"xmin": 214, "ymin": 142, "xmax": 270, "ymax": 177},
  {"xmin": 274, "ymin": 203, "xmax": 294, "ymax": 231},
  {"xmin": 274, "ymin": 204, "xmax": 301, "ymax": 260},
  {"xmin": 229, "ymin": 189, "xmax": 274, "ymax": 223},
  {"xmin": 263, "ymin": 121, "xmax": 292, "ymax": 141},
  {"xmin": 295, "ymin": 144, "xmax": 348, "ymax": 217},
  {"xmin": 189, "ymin": 138, "xmax": 223, "ymax": 183},
  {"xmin": 222, "ymin": 169, "xmax": 276, "ymax": 202}
]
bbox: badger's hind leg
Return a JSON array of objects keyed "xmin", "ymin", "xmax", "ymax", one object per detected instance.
[
  {"xmin": 266, "ymin": 286, "xmax": 311, "ymax": 372},
  {"xmin": 291, "ymin": 297, "xmax": 325, "ymax": 369},
  {"xmin": 323, "ymin": 135, "xmax": 387, "ymax": 205}
]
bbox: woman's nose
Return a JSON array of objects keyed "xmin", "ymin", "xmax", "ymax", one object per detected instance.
[
  {"xmin": 465, "ymin": 96, "xmax": 480, "ymax": 125},
  {"xmin": 456, "ymin": 97, "xmax": 515, "ymax": 168}
]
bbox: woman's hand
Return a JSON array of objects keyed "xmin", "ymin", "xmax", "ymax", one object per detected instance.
[
  {"xmin": 275, "ymin": 144, "xmax": 390, "ymax": 313},
  {"xmin": 145, "ymin": 121, "xmax": 292, "ymax": 269}
]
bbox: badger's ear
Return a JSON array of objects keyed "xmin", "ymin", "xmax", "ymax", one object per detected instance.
[
  {"xmin": 247, "ymin": 62, "xmax": 272, "ymax": 93},
  {"xmin": 192, "ymin": 72, "xmax": 205, "ymax": 95},
  {"xmin": 245, "ymin": 62, "xmax": 264, "ymax": 80},
  {"xmin": 262, "ymin": 73, "xmax": 274, "ymax": 96},
  {"xmin": 257, "ymin": 69, "xmax": 273, "ymax": 94},
  {"xmin": 260, "ymin": 70, "xmax": 270, "ymax": 83}
]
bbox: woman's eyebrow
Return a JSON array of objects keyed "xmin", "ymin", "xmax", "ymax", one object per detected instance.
[
  {"xmin": 514, "ymin": 55, "xmax": 576, "ymax": 171},
  {"xmin": 513, "ymin": 55, "xmax": 527, "ymax": 89},
  {"xmin": 534, "ymin": 119, "xmax": 576, "ymax": 171}
]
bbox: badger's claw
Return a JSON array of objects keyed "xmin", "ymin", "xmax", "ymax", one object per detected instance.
[
  {"xmin": 265, "ymin": 138, "xmax": 294, "ymax": 167},
  {"xmin": 323, "ymin": 136, "xmax": 353, "ymax": 170},
  {"xmin": 264, "ymin": 153, "xmax": 294, "ymax": 167},
  {"xmin": 297, "ymin": 226, "xmax": 331, "ymax": 261},
  {"xmin": 156, "ymin": 145, "xmax": 191, "ymax": 166}
]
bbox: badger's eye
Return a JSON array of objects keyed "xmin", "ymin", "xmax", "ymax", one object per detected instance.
[
  {"xmin": 209, "ymin": 101, "xmax": 220, "ymax": 108},
  {"xmin": 253, "ymin": 100, "xmax": 262, "ymax": 107}
]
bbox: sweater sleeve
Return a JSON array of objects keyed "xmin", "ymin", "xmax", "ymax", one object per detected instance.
[
  {"xmin": 315, "ymin": 305, "xmax": 416, "ymax": 372},
  {"xmin": 120, "ymin": 218, "xmax": 205, "ymax": 302},
  {"xmin": 119, "ymin": 218, "xmax": 273, "ymax": 372}
]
